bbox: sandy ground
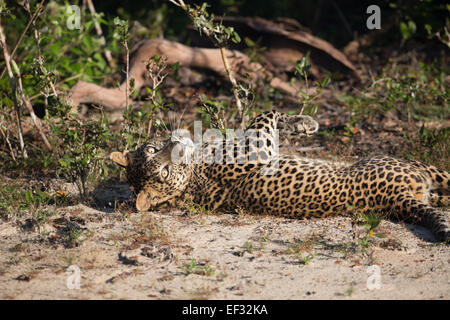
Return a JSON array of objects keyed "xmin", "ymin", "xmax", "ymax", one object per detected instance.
[{"xmin": 0, "ymin": 181, "xmax": 449, "ymax": 300}]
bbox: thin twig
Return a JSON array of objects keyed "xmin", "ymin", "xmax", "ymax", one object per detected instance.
[
  {"xmin": 29, "ymin": 73, "xmax": 83, "ymax": 101},
  {"xmin": 24, "ymin": 0, "xmax": 57, "ymax": 98},
  {"xmin": 0, "ymin": 124, "xmax": 16, "ymax": 162},
  {"xmin": 330, "ymin": 0, "xmax": 353, "ymax": 40},
  {"xmin": 0, "ymin": 0, "xmax": 45, "ymax": 81},
  {"xmin": 124, "ymin": 40, "xmax": 129, "ymax": 108},
  {"xmin": 168, "ymin": 0, "xmax": 187, "ymax": 9},
  {"xmin": 0, "ymin": 18, "xmax": 52, "ymax": 152},
  {"xmin": 219, "ymin": 47, "xmax": 245, "ymax": 128},
  {"xmin": 145, "ymin": 56, "xmax": 169, "ymax": 137},
  {"xmin": 147, "ymin": 118, "xmax": 153, "ymax": 138},
  {"xmin": 298, "ymin": 146, "xmax": 326, "ymax": 152},
  {"xmin": 86, "ymin": 0, "xmax": 114, "ymax": 68},
  {"xmin": 0, "ymin": 19, "xmax": 27, "ymax": 158},
  {"xmin": 170, "ymin": 0, "xmax": 246, "ymax": 128},
  {"xmin": 14, "ymin": 63, "xmax": 53, "ymax": 151}
]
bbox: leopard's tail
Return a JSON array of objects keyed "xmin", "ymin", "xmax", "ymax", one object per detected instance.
[{"xmin": 397, "ymin": 190, "xmax": 450, "ymax": 242}]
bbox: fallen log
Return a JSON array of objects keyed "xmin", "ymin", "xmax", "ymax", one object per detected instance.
[
  {"xmin": 69, "ymin": 38, "xmax": 299, "ymax": 110},
  {"xmin": 191, "ymin": 16, "xmax": 360, "ymax": 80}
]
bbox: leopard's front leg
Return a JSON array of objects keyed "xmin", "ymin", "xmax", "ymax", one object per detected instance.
[
  {"xmin": 277, "ymin": 113, "xmax": 319, "ymax": 140},
  {"xmin": 184, "ymin": 179, "xmax": 235, "ymax": 213}
]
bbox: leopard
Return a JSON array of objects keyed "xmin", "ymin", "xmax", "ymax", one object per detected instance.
[{"xmin": 110, "ymin": 111, "xmax": 450, "ymax": 242}]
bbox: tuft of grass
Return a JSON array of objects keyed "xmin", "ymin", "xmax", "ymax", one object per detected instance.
[
  {"xmin": 242, "ymin": 239, "xmax": 267, "ymax": 254},
  {"xmin": 60, "ymin": 254, "xmax": 77, "ymax": 267},
  {"xmin": 288, "ymin": 247, "xmax": 316, "ymax": 265},
  {"xmin": 178, "ymin": 259, "xmax": 216, "ymax": 277},
  {"xmin": 183, "ymin": 196, "xmax": 210, "ymax": 216},
  {"xmin": 344, "ymin": 287, "xmax": 354, "ymax": 297},
  {"xmin": 0, "ymin": 182, "xmax": 59, "ymax": 222},
  {"xmin": 404, "ymin": 126, "xmax": 449, "ymax": 171},
  {"xmin": 340, "ymin": 61, "xmax": 448, "ymax": 122},
  {"xmin": 64, "ymin": 227, "xmax": 94, "ymax": 248}
]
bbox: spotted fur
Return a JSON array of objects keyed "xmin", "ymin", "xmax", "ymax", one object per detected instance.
[{"xmin": 111, "ymin": 111, "xmax": 450, "ymax": 242}]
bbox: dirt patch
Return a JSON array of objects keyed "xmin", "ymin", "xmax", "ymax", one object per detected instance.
[{"xmin": 0, "ymin": 184, "xmax": 448, "ymax": 300}]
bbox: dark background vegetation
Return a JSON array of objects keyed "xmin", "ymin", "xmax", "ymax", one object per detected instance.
[{"xmin": 94, "ymin": 0, "xmax": 447, "ymax": 47}]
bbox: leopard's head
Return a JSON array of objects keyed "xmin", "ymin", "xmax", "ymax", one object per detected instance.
[{"xmin": 110, "ymin": 139, "xmax": 193, "ymax": 211}]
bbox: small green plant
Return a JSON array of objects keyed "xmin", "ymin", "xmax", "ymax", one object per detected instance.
[
  {"xmin": 118, "ymin": 54, "xmax": 171, "ymax": 151},
  {"xmin": 360, "ymin": 212, "xmax": 385, "ymax": 238},
  {"xmin": 184, "ymin": 196, "xmax": 209, "ymax": 216},
  {"xmin": 340, "ymin": 61, "xmax": 448, "ymax": 123},
  {"xmin": 170, "ymin": 0, "xmax": 255, "ymax": 128},
  {"xmin": 47, "ymin": 100, "xmax": 111, "ymax": 199},
  {"xmin": 60, "ymin": 254, "xmax": 77, "ymax": 266},
  {"xmin": 66, "ymin": 227, "xmax": 93, "ymax": 248},
  {"xmin": 0, "ymin": 1, "xmax": 116, "ymax": 200},
  {"xmin": 199, "ymin": 94, "xmax": 227, "ymax": 130},
  {"xmin": 178, "ymin": 259, "xmax": 216, "ymax": 276},
  {"xmin": 242, "ymin": 240, "xmax": 255, "ymax": 253},
  {"xmin": 242, "ymin": 238, "xmax": 268, "ymax": 254},
  {"xmin": 405, "ymin": 126, "xmax": 449, "ymax": 171},
  {"xmin": 358, "ymin": 236, "xmax": 370, "ymax": 249},
  {"xmin": 344, "ymin": 287, "xmax": 354, "ymax": 297},
  {"xmin": 170, "ymin": 1, "xmax": 241, "ymax": 46},
  {"xmin": 292, "ymin": 56, "xmax": 330, "ymax": 116},
  {"xmin": 0, "ymin": 182, "xmax": 59, "ymax": 221},
  {"xmin": 243, "ymin": 36, "xmax": 267, "ymax": 65},
  {"xmin": 355, "ymin": 212, "xmax": 386, "ymax": 249},
  {"xmin": 34, "ymin": 208, "xmax": 55, "ymax": 226},
  {"xmin": 399, "ymin": 20, "xmax": 417, "ymax": 41},
  {"xmin": 288, "ymin": 247, "xmax": 316, "ymax": 265}
]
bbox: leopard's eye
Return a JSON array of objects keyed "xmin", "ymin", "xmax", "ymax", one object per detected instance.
[
  {"xmin": 146, "ymin": 146, "xmax": 156, "ymax": 154},
  {"xmin": 160, "ymin": 166, "xmax": 170, "ymax": 180}
]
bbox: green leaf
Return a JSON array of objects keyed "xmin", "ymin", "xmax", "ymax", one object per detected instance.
[
  {"xmin": 25, "ymin": 190, "xmax": 33, "ymax": 204},
  {"xmin": 408, "ymin": 21, "xmax": 417, "ymax": 35},
  {"xmin": 232, "ymin": 31, "xmax": 241, "ymax": 43},
  {"xmin": 400, "ymin": 20, "xmax": 417, "ymax": 40},
  {"xmin": 82, "ymin": 36, "xmax": 93, "ymax": 52},
  {"xmin": 244, "ymin": 37, "xmax": 255, "ymax": 47},
  {"xmin": 170, "ymin": 62, "xmax": 179, "ymax": 72},
  {"xmin": 321, "ymin": 77, "xmax": 331, "ymax": 88}
]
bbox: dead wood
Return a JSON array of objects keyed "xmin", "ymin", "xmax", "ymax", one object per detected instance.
[
  {"xmin": 68, "ymin": 38, "xmax": 301, "ymax": 110},
  {"xmin": 207, "ymin": 16, "xmax": 360, "ymax": 80}
]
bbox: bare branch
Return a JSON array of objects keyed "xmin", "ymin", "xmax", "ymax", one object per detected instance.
[
  {"xmin": 0, "ymin": 123, "xmax": 16, "ymax": 162},
  {"xmin": 169, "ymin": 0, "xmax": 247, "ymax": 127},
  {"xmin": 219, "ymin": 47, "xmax": 245, "ymax": 128},
  {"xmin": 0, "ymin": 18, "xmax": 52, "ymax": 152},
  {"xmin": 0, "ymin": 19, "xmax": 27, "ymax": 158},
  {"xmin": 86, "ymin": 0, "xmax": 114, "ymax": 68},
  {"xmin": 0, "ymin": 0, "xmax": 45, "ymax": 81}
]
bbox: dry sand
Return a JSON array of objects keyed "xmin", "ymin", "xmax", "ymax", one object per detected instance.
[{"xmin": 0, "ymin": 181, "xmax": 449, "ymax": 300}]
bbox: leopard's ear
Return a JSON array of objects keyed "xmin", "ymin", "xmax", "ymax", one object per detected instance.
[
  {"xmin": 136, "ymin": 191, "xmax": 151, "ymax": 212},
  {"xmin": 110, "ymin": 151, "xmax": 128, "ymax": 167}
]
